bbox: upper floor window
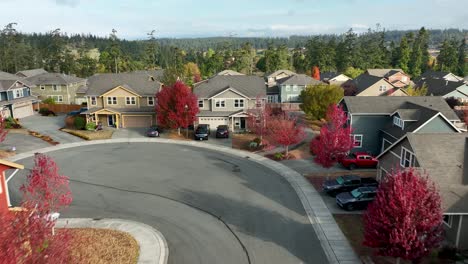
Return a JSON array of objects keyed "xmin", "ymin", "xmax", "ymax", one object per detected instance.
[
  {"xmin": 40, "ymin": 85, "xmax": 45, "ymax": 90},
  {"xmin": 285, "ymin": 85, "xmax": 291, "ymax": 92},
  {"xmin": 90, "ymin": 96, "xmax": 97, "ymax": 106},
  {"xmin": 215, "ymin": 99, "xmax": 225, "ymax": 108},
  {"xmin": 393, "ymin": 116, "xmax": 404, "ymax": 129},
  {"xmin": 52, "ymin": 85, "xmax": 61, "ymax": 91},
  {"xmin": 379, "ymin": 85, "xmax": 387, "ymax": 92},
  {"xmin": 293, "ymin": 85, "xmax": 298, "ymax": 91},
  {"xmin": 107, "ymin": 96, "xmax": 117, "ymax": 105},
  {"xmin": 198, "ymin": 100, "xmax": 204, "ymax": 108},
  {"xmin": 351, "ymin": 134, "xmax": 363, "ymax": 148},
  {"xmin": 125, "ymin": 97, "xmax": 136, "ymax": 105},
  {"xmin": 13, "ymin": 89, "xmax": 24, "ymax": 99},
  {"xmin": 234, "ymin": 99, "xmax": 244, "ymax": 108},
  {"xmin": 147, "ymin": 97, "xmax": 154, "ymax": 106},
  {"xmin": 400, "ymin": 147, "xmax": 415, "ymax": 168}
]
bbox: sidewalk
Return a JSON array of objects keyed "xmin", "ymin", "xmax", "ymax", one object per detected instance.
[{"xmin": 56, "ymin": 218, "xmax": 168, "ymax": 264}]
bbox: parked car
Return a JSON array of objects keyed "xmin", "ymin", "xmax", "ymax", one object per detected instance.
[
  {"xmin": 67, "ymin": 107, "xmax": 88, "ymax": 116},
  {"xmin": 146, "ymin": 126, "xmax": 160, "ymax": 137},
  {"xmin": 216, "ymin": 125, "xmax": 229, "ymax": 138},
  {"xmin": 322, "ymin": 175, "xmax": 378, "ymax": 196},
  {"xmin": 194, "ymin": 124, "xmax": 210, "ymax": 140},
  {"xmin": 336, "ymin": 186, "xmax": 377, "ymax": 211},
  {"xmin": 340, "ymin": 152, "xmax": 378, "ymax": 170}
]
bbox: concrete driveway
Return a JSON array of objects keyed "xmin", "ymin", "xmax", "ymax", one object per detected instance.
[
  {"xmin": 2, "ymin": 130, "xmax": 51, "ymax": 154},
  {"xmin": 9, "ymin": 143, "xmax": 329, "ymax": 264},
  {"xmin": 20, "ymin": 114, "xmax": 84, "ymax": 144}
]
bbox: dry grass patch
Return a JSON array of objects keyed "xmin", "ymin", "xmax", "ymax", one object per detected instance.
[
  {"xmin": 65, "ymin": 228, "xmax": 139, "ymax": 264},
  {"xmin": 61, "ymin": 128, "xmax": 113, "ymax": 140},
  {"xmin": 163, "ymin": 130, "xmax": 194, "ymax": 141},
  {"xmin": 232, "ymin": 133, "xmax": 257, "ymax": 151},
  {"xmin": 289, "ymin": 142, "xmax": 312, "ymax": 159}
]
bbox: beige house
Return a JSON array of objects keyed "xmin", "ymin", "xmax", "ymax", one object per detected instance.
[
  {"xmin": 83, "ymin": 72, "xmax": 162, "ymax": 128},
  {"xmin": 343, "ymin": 74, "xmax": 407, "ymax": 96},
  {"xmin": 25, "ymin": 73, "xmax": 86, "ymax": 104},
  {"xmin": 266, "ymin": 69, "xmax": 296, "ymax": 87}
]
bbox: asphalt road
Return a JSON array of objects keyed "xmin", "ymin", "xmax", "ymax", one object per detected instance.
[{"xmin": 9, "ymin": 143, "xmax": 328, "ymax": 264}]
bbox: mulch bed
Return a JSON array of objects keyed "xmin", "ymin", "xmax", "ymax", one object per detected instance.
[
  {"xmin": 61, "ymin": 128, "xmax": 113, "ymax": 140},
  {"xmin": 265, "ymin": 152, "xmax": 297, "ymax": 161},
  {"xmin": 231, "ymin": 133, "xmax": 258, "ymax": 151},
  {"xmin": 28, "ymin": 130, "xmax": 60, "ymax": 145}
]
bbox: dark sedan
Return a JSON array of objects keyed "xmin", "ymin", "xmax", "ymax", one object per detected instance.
[
  {"xmin": 194, "ymin": 125, "xmax": 209, "ymax": 140},
  {"xmin": 215, "ymin": 125, "xmax": 229, "ymax": 138},
  {"xmin": 146, "ymin": 126, "xmax": 160, "ymax": 137},
  {"xmin": 336, "ymin": 186, "xmax": 377, "ymax": 211}
]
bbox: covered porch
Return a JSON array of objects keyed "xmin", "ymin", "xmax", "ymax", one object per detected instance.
[
  {"xmin": 229, "ymin": 111, "xmax": 249, "ymax": 132},
  {"xmin": 84, "ymin": 108, "xmax": 122, "ymax": 129}
]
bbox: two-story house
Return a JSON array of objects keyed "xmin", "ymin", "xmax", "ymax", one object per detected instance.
[
  {"xmin": 342, "ymin": 73, "xmax": 408, "ymax": 96},
  {"xmin": 193, "ymin": 75, "xmax": 266, "ymax": 131},
  {"xmin": 340, "ymin": 96, "xmax": 460, "ymax": 155},
  {"xmin": 277, "ymin": 74, "xmax": 323, "ymax": 103},
  {"xmin": 266, "ymin": 69, "xmax": 296, "ymax": 103},
  {"xmin": 377, "ymin": 133, "xmax": 468, "ymax": 250},
  {"xmin": 25, "ymin": 73, "xmax": 86, "ymax": 105},
  {"xmin": 0, "ymin": 71, "xmax": 35, "ymax": 119},
  {"xmin": 82, "ymin": 72, "xmax": 162, "ymax": 128},
  {"xmin": 366, "ymin": 69, "xmax": 411, "ymax": 88}
]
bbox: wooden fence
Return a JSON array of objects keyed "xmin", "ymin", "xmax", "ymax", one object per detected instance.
[
  {"xmin": 33, "ymin": 103, "xmax": 83, "ymax": 114},
  {"xmin": 268, "ymin": 103, "xmax": 301, "ymax": 111}
]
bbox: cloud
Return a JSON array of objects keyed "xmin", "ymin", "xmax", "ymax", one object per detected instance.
[{"xmin": 54, "ymin": 0, "xmax": 79, "ymax": 7}]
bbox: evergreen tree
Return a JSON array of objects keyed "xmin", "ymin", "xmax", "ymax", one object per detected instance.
[
  {"xmin": 144, "ymin": 30, "xmax": 159, "ymax": 69},
  {"xmin": 336, "ymin": 28, "xmax": 358, "ymax": 72},
  {"xmin": 437, "ymin": 39, "xmax": 458, "ymax": 72},
  {"xmin": 409, "ymin": 28, "xmax": 429, "ymax": 76},
  {"xmin": 396, "ymin": 35, "xmax": 411, "ymax": 73},
  {"xmin": 457, "ymin": 38, "xmax": 467, "ymax": 76}
]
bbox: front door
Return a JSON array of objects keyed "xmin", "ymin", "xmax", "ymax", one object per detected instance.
[
  {"xmin": 108, "ymin": 115, "xmax": 115, "ymax": 127},
  {"xmin": 240, "ymin": 117, "xmax": 246, "ymax": 129}
]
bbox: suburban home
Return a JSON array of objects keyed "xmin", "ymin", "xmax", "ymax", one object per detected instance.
[
  {"xmin": 25, "ymin": 73, "xmax": 86, "ymax": 104},
  {"xmin": 365, "ymin": 69, "xmax": 411, "ymax": 88},
  {"xmin": 320, "ymin": 72, "xmax": 352, "ymax": 85},
  {"xmin": 266, "ymin": 69, "xmax": 296, "ymax": 88},
  {"xmin": 377, "ymin": 133, "xmax": 468, "ymax": 250},
  {"xmin": 342, "ymin": 74, "xmax": 407, "ymax": 96},
  {"xmin": 193, "ymin": 75, "xmax": 266, "ymax": 131},
  {"xmin": 340, "ymin": 96, "xmax": 460, "ymax": 155},
  {"xmin": 82, "ymin": 72, "xmax": 162, "ymax": 128},
  {"xmin": 277, "ymin": 74, "xmax": 323, "ymax": 103},
  {"xmin": 0, "ymin": 71, "xmax": 35, "ymax": 119},
  {"xmin": 418, "ymin": 70, "xmax": 465, "ymax": 82},
  {"xmin": 217, "ymin": 70, "xmax": 244, "ymax": 76},
  {"xmin": 15, "ymin": 68, "xmax": 48, "ymax": 78},
  {"xmin": 416, "ymin": 79, "xmax": 468, "ymax": 102}
]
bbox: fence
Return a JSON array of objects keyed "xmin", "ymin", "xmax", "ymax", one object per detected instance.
[
  {"xmin": 268, "ymin": 103, "xmax": 301, "ymax": 111},
  {"xmin": 33, "ymin": 103, "xmax": 83, "ymax": 114}
]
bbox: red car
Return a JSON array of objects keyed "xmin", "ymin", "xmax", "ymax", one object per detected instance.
[{"xmin": 340, "ymin": 152, "xmax": 378, "ymax": 170}]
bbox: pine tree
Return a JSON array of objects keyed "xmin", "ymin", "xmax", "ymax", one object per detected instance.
[
  {"xmin": 437, "ymin": 39, "xmax": 458, "ymax": 72},
  {"xmin": 457, "ymin": 38, "xmax": 467, "ymax": 76},
  {"xmin": 396, "ymin": 36, "xmax": 411, "ymax": 73}
]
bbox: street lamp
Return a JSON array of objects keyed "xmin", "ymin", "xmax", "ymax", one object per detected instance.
[{"xmin": 184, "ymin": 104, "xmax": 189, "ymax": 138}]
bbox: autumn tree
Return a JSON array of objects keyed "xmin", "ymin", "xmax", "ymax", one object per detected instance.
[
  {"xmin": 247, "ymin": 97, "xmax": 272, "ymax": 144},
  {"xmin": 405, "ymin": 84, "xmax": 427, "ymax": 96},
  {"xmin": 363, "ymin": 168, "xmax": 444, "ymax": 263},
  {"xmin": 343, "ymin": 66, "xmax": 364, "ymax": 79},
  {"xmin": 156, "ymin": 81, "xmax": 199, "ymax": 134},
  {"xmin": 312, "ymin": 66, "xmax": 320, "ymax": 80},
  {"xmin": 299, "ymin": 84, "xmax": 344, "ymax": 120},
  {"xmin": 311, "ymin": 105, "xmax": 354, "ymax": 168},
  {"xmin": 183, "ymin": 62, "xmax": 202, "ymax": 85},
  {"xmin": 266, "ymin": 113, "xmax": 306, "ymax": 156},
  {"xmin": 0, "ymin": 115, "xmax": 8, "ymax": 143}
]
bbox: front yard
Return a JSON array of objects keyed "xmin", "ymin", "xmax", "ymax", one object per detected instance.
[{"xmin": 61, "ymin": 128, "xmax": 114, "ymax": 140}]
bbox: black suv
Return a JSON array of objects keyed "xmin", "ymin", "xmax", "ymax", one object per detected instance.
[
  {"xmin": 194, "ymin": 124, "xmax": 210, "ymax": 140},
  {"xmin": 336, "ymin": 186, "xmax": 377, "ymax": 211},
  {"xmin": 216, "ymin": 125, "xmax": 229, "ymax": 138}
]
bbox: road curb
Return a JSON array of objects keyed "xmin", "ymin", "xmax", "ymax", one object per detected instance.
[
  {"xmin": 56, "ymin": 218, "xmax": 169, "ymax": 264},
  {"xmin": 9, "ymin": 138, "xmax": 359, "ymax": 264}
]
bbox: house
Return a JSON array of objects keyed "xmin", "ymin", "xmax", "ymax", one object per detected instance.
[
  {"xmin": 366, "ymin": 69, "xmax": 411, "ymax": 88},
  {"xmin": 193, "ymin": 75, "xmax": 266, "ymax": 131},
  {"xmin": 217, "ymin": 70, "xmax": 244, "ymax": 76},
  {"xmin": 0, "ymin": 71, "xmax": 35, "ymax": 119},
  {"xmin": 15, "ymin": 68, "xmax": 48, "ymax": 78},
  {"xmin": 25, "ymin": 73, "xmax": 86, "ymax": 104},
  {"xmin": 320, "ymin": 72, "xmax": 352, "ymax": 85},
  {"xmin": 340, "ymin": 96, "xmax": 460, "ymax": 155},
  {"xmin": 416, "ymin": 79, "xmax": 468, "ymax": 102},
  {"xmin": 377, "ymin": 133, "xmax": 468, "ymax": 249},
  {"xmin": 82, "ymin": 72, "xmax": 162, "ymax": 128},
  {"xmin": 277, "ymin": 74, "xmax": 323, "ymax": 103},
  {"xmin": 343, "ymin": 74, "xmax": 407, "ymax": 96},
  {"xmin": 418, "ymin": 70, "xmax": 464, "ymax": 82},
  {"xmin": 266, "ymin": 69, "xmax": 296, "ymax": 87}
]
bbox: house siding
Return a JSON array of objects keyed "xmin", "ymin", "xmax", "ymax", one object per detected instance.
[
  {"xmin": 357, "ymin": 79, "xmax": 393, "ymax": 96},
  {"xmin": 280, "ymin": 84, "xmax": 306, "ymax": 102},
  {"xmin": 444, "ymin": 215, "xmax": 468, "ymax": 250},
  {"xmin": 351, "ymin": 115, "xmax": 391, "ymax": 155},
  {"xmin": 417, "ymin": 116, "xmax": 458, "ymax": 133},
  {"xmin": 31, "ymin": 81, "xmax": 86, "ymax": 104}
]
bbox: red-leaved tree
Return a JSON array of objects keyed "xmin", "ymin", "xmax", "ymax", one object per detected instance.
[
  {"xmin": 155, "ymin": 81, "xmax": 199, "ymax": 134},
  {"xmin": 363, "ymin": 168, "xmax": 444, "ymax": 263},
  {"xmin": 247, "ymin": 97, "xmax": 272, "ymax": 144},
  {"xmin": 311, "ymin": 104, "xmax": 354, "ymax": 168},
  {"xmin": 0, "ymin": 115, "xmax": 8, "ymax": 143},
  {"xmin": 312, "ymin": 66, "xmax": 320, "ymax": 80},
  {"xmin": 266, "ymin": 113, "xmax": 306, "ymax": 156}
]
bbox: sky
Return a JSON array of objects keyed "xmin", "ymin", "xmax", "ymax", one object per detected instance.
[{"xmin": 0, "ymin": 0, "xmax": 467, "ymax": 39}]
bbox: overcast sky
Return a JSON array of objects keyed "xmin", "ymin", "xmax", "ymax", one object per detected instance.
[{"xmin": 0, "ymin": 0, "xmax": 466, "ymax": 39}]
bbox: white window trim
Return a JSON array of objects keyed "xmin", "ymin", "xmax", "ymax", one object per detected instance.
[
  {"xmin": 285, "ymin": 85, "xmax": 291, "ymax": 91},
  {"xmin": 40, "ymin": 85, "xmax": 45, "ymax": 90},
  {"xmin": 400, "ymin": 147, "xmax": 415, "ymax": 168},
  {"xmin": 107, "ymin": 96, "xmax": 117, "ymax": 105},
  {"xmin": 443, "ymin": 215, "xmax": 453, "ymax": 228},
  {"xmin": 147, "ymin": 97, "xmax": 154, "ymax": 106},
  {"xmin": 352, "ymin": 134, "xmax": 363, "ymax": 148},
  {"xmin": 90, "ymin": 96, "xmax": 97, "ymax": 106},
  {"xmin": 198, "ymin": 100, "xmax": 204, "ymax": 108},
  {"xmin": 125, "ymin": 96, "xmax": 136, "ymax": 105},
  {"xmin": 49, "ymin": 95, "xmax": 63, "ymax": 102},
  {"xmin": 215, "ymin": 99, "xmax": 226, "ymax": 108},
  {"xmin": 393, "ymin": 116, "xmax": 404, "ymax": 129},
  {"xmin": 13, "ymin": 88, "xmax": 24, "ymax": 99},
  {"xmin": 293, "ymin": 85, "xmax": 298, "ymax": 91},
  {"xmin": 381, "ymin": 138, "xmax": 392, "ymax": 153},
  {"xmin": 234, "ymin": 99, "xmax": 244, "ymax": 108},
  {"xmin": 379, "ymin": 85, "xmax": 387, "ymax": 92},
  {"xmin": 52, "ymin": 84, "xmax": 61, "ymax": 92}
]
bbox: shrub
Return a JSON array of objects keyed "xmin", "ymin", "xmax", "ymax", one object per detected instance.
[
  {"xmin": 39, "ymin": 107, "xmax": 49, "ymax": 115},
  {"xmin": 64, "ymin": 116, "xmax": 75, "ymax": 128},
  {"xmin": 273, "ymin": 152, "xmax": 284, "ymax": 160},
  {"xmin": 253, "ymin": 137, "xmax": 262, "ymax": 145},
  {"xmin": 249, "ymin": 141, "xmax": 258, "ymax": 149},
  {"xmin": 85, "ymin": 122, "xmax": 96, "ymax": 131},
  {"xmin": 73, "ymin": 116, "xmax": 86, "ymax": 130},
  {"xmin": 42, "ymin": 98, "xmax": 56, "ymax": 104}
]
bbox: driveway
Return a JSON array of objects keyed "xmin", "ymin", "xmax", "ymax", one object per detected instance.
[
  {"xmin": 9, "ymin": 143, "xmax": 328, "ymax": 264},
  {"xmin": 20, "ymin": 114, "xmax": 84, "ymax": 144},
  {"xmin": 2, "ymin": 130, "xmax": 51, "ymax": 154}
]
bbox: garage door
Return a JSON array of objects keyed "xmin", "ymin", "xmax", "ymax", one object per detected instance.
[
  {"xmin": 123, "ymin": 115, "xmax": 153, "ymax": 128},
  {"xmin": 13, "ymin": 103, "xmax": 33, "ymax": 119},
  {"xmin": 198, "ymin": 117, "xmax": 229, "ymax": 130}
]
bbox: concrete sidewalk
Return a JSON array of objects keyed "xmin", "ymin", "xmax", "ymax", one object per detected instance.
[{"xmin": 57, "ymin": 218, "xmax": 168, "ymax": 264}]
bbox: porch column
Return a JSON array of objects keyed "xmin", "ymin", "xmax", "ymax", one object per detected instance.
[
  {"xmin": 115, "ymin": 114, "xmax": 119, "ymax": 129},
  {"xmin": 94, "ymin": 113, "xmax": 98, "ymax": 124},
  {"xmin": 231, "ymin": 117, "xmax": 234, "ymax": 131}
]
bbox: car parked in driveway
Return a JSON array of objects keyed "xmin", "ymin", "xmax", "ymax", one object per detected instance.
[
  {"xmin": 215, "ymin": 125, "xmax": 229, "ymax": 138},
  {"xmin": 146, "ymin": 126, "xmax": 160, "ymax": 137},
  {"xmin": 322, "ymin": 175, "xmax": 378, "ymax": 196},
  {"xmin": 194, "ymin": 124, "xmax": 210, "ymax": 140},
  {"xmin": 336, "ymin": 186, "xmax": 377, "ymax": 211},
  {"xmin": 340, "ymin": 152, "xmax": 378, "ymax": 170}
]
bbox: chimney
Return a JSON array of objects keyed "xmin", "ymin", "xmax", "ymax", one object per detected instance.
[{"xmin": 463, "ymin": 138, "xmax": 468, "ymax": 185}]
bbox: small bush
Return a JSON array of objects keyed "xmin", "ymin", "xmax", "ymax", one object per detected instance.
[
  {"xmin": 39, "ymin": 107, "xmax": 49, "ymax": 115},
  {"xmin": 274, "ymin": 152, "xmax": 284, "ymax": 160},
  {"xmin": 74, "ymin": 116, "xmax": 86, "ymax": 130},
  {"xmin": 42, "ymin": 98, "xmax": 56, "ymax": 104},
  {"xmin": 253, "ymin": 137, "xmax": 262, "ymax": 145},
  {"xmin": 249, "ymin": 141, "xmax": 258, "ymax": 149},
  {"xmin": 85, "ymin": 122, "xmax": 97, "ymax": 131}
]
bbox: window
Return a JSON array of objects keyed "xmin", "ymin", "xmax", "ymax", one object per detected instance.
[
  {"xmin": 13, "ymin": 89, "xmax": 24, "ymax": 99},
  {"xmin": 267, "ymin": 95, "xmax": 277, "ymax": 103},
  {"xmin": 234, "ymin": 99, "xmax": 244, "ymax": 108},
  {"xmin": 198, "ymin": 100, "xmax": 204, "ymax": 108},
  {"xmin": 147, "ymin": 97, "xmax": 154, "ymax": 106},
  {"xmin": 215, "ymin": 99, "xmax": 225, "ymax": 108},
  {"xmin": 125, "ymin": 97, "xmax": 136, "ymax": 105},
  {"xmin": 443, "ymin": 215, "xmax": 453, "ymax": 227},
  {"xmin": 352, "ymin": 134, "xmax": 363, "ymax": 148},
  {"xmin": 90, "ymin": 96, "xmax": 97, "ymax": 106},
  {"xmin": 402, "ymin": 76, "xmax": 407, "ymax": 82},
  {"xmin": 285, "ymin": 85, "xmax": 291, "ymax": 91},
  {"xmin": 293, "ymin": 85, "xmax": 298, "ymax": 91},
  {"xmin": 393, "ymin": 116, "xmax": 404, "ymax": 129},
  {"xmin": 40, "ymin": 85, "xmax": 45, "ymax": 90},
  {"xmin": 49, "ymin": 95, "xmax": 63, "ymax": 102},
  {"xmin": 107, "ymin": 97, "xmax": 117, "ymax": 105},
  {"xmin": 379, "ymin": 85, "xmax": 387, "ymax": 92},
  {"xmin": 52, "ymin": 85, "xmax": 61, "ymax": 91},
  {"xmin": 287, "ymin": 95, "xmax": 300, "ymax": 102},
  {"xmin": 400, "ymin": 147, "xmax": 415, "ymax": 168}
]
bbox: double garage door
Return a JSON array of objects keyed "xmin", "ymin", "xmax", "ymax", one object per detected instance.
[
  {"xmin": 13, "ymin": 102, "xmax": 34, "ymax": 119},
  {"xmin": 198, "ymin": 117, "xmax": 229, "ymax": 130},
  {"xmin": 123, "ymin": 115, "xmax": 153, "ymax": 128}
]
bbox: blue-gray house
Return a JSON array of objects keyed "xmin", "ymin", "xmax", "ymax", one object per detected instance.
[
  {"xmin": 0, "ymin": 71, "xmax": 35, "ymax": 119},
  {"xmin": 276, "ymin": 74, "xmax": 323, "ymax": 103}
]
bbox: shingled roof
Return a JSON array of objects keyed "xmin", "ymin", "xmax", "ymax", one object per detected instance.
[
  {"xmin": 277, "ymin": 74, "xmax": 322, "ymax": 86},
  {"xmin": 352, "ymin": 74, "xmax": 392, "ymax": 94},
  {"xmin": 0, "ymin": 71, "xmax": 35, "ymax": 91},
  {"xmin": 193, "ymin": 75, "xmax": 266, "ymax": 98},
  {"xmin": 366, "ymin": 69, "xmax": 404, "ymax": 77},
  {"xmin": 85, "ymin": 72, "xmax": 163, "ymax": 96},
  {"xmin": 266, "ymin": 69, "xmax": 296, "ymax": 79},
  {"xmin": 416, "ymin": 79, "xmax": 466, "ymax": 96},
  {"xmin": 16, "ymin": 68, "xmax": 48, "ymax": 78},
  {"xmin": 25, "ymin": 73, "xmax": 84, "ymax": 85}
]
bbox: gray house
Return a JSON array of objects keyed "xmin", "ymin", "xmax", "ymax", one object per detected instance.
[
  {"xmin": 0, "ymin": 71, "xmax": 35, "ymax": 119},
  {"xmin": 277, "ymin": 74, "xmax": 322, "ymax": 103},
  {"xmin": 193, "ymin": 75, "xmax": 266, "ymax": 131},
  {"xmin": 377, "ymin": 133, "xmax": 468, "ymax": 250},
  {"xmin": 340, "ymin": 96, "xmax": 460, "ymax": 155}
]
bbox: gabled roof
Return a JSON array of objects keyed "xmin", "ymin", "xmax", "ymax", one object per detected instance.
[
  {"xmin": 85, "ymin": 72, "xmax": 162, "ymax": 96},
  {"xmin": 0, "ymin": 79, "xmax": 34, "ymax": 91},
  {"xmin": 193, "ymin": 75, "xmax": 266, "ymax": 98},
  {"xmin": 416, "ymin": 79, "xmax": 466, "ymax": 96},
  {"xmin": 16, "ymin": 68, "xmax": 48, "ymax": 78},
  {"xmin": 320, "ymin": 72, "xmax": 351, "ymax": 81},
  {"xmin": 132, "ymin": 69, "xmax": 165, "ymax": 81},
  {"xmin": 25, "ymin": 73, "xmax": 84, "ymax": 85},
  {"xmin": 419, "ymin": 70, "xmax": 463, "ymax": 81},
  {"xmin": 366, "ymin": 69, "xmax": 404, "ymax": 77},
  {"xmin": 266, "ymin": 69, "xmax": 296, "ymax": 79},
  {"xmin": 0, "ymin": 71, "xmax": 18, "ymax": 80},
  {"xmin": 277, "ymin": 74, "xmax": 322, "ymax": 86},
  {"xmin": 392, "ymin": 109, "xmax": 421, "ymax": 121},
  {"xmin": 353, "ymin": 74, "xmax": 392, "ymax": 94},
  {"xmin": 217, "ymin": 70, "xmax": 244, "ymax": 76},
  {"xmin": 342, "ymin": 96, "xmax": 459, "ymax": 121}
]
